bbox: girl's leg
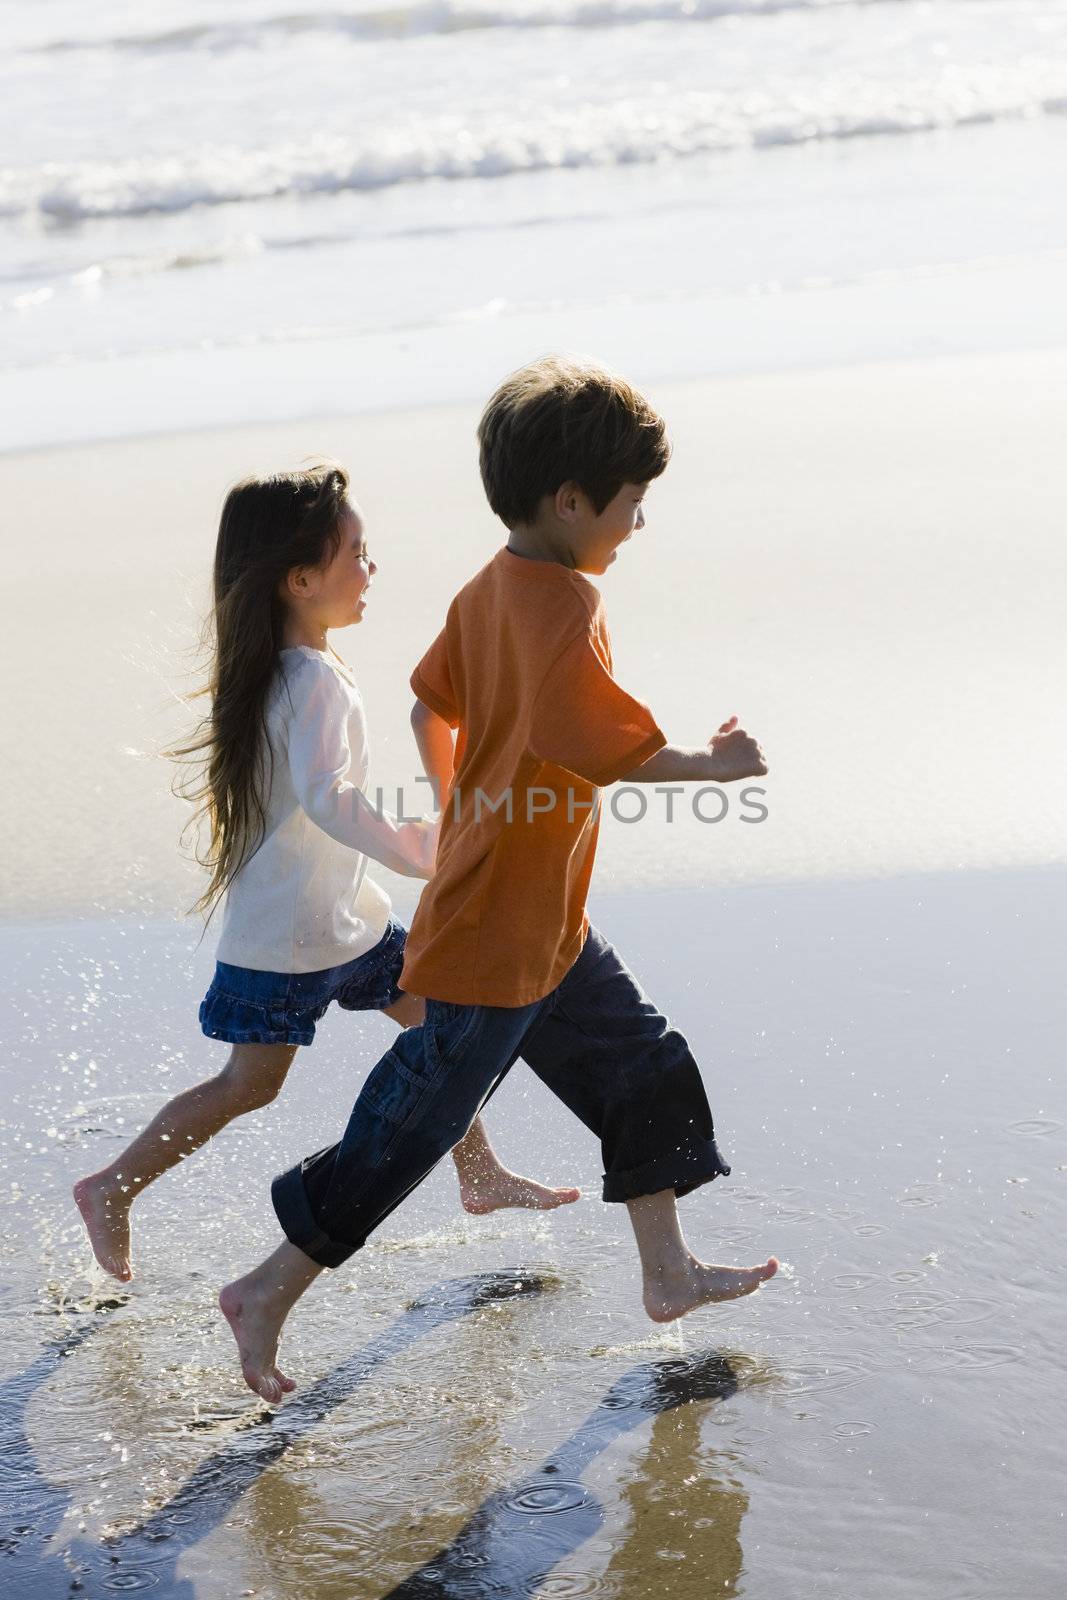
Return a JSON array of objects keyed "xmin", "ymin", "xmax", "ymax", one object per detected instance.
[
  {"xmin": 448, "ymin": 1116, "xmax": 581, "ymax": 1215},
  {"xmin": 74, "ymin": 1042, "xmax": 298, "ymax": 1281},
  {"xmin": 380, "ymin": 993, "xmax": 581, "ymax": 1215}
]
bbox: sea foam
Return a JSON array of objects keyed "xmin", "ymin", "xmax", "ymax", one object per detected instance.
[{"xmin": 5, "ymin": 62, "xmax": 1067, "ymax": 225}]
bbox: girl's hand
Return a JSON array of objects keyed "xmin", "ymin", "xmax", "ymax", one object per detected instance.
[{"xmin": 707, "ymin": 716, "xmax": 768, "ymax": 782}]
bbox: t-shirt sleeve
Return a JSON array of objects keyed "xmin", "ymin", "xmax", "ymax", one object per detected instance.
[
  {"xmin": 529, "ymin": 630, "xmax": 666, "ymax": 786},
  {"xmin": 285, "ymin": 657, "xmax": 438, "ymax": 879},
  {"xmin": 410, "ymin": 627, "xmax": 460, "ymax": 727}
]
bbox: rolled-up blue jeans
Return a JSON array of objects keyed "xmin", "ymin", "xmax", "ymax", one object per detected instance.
[{"xmin": 271, "ymin": 926, "xmax": 731, "ymax": 1269}]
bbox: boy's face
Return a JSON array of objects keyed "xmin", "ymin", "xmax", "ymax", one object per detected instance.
[{"xmin": 569, "ymin": 481, "xmax": 648, "ymax": 575}]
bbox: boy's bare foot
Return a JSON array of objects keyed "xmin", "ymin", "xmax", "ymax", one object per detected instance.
[
  {"xmin": 73, "ymin": 1174, "xmax": 133, "ymax": 1282},
  {"xmin": 218, "ymin": 1277, "xmax": 297, "ymax": 1405},
  {"xmin": 457, "ymin": 1167, "xmax": 581, "ymax": 1216},
  {"xmin": 644, "ymin": 1256, "xmax": 779, "ymax": 1324}
]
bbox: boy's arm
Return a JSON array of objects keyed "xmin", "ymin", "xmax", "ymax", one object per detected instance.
[
  {"xmin": 411, "ymin": 699, "xmax": 456, "ymax": 810},
  {"xmin": 621, "ymin": 717, "xmax": 767, "ymax": 784},
  {"xmin": 529, "ymin": 632, "xmax": 766, "ymax": 788}
]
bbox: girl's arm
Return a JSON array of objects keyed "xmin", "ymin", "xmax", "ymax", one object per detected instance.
[
  {"xmin": 410, "ymin": 699, "xmax": 456, "ymax": 810},
  {"xmin": 287, "ymin": 661, "xmax": 437, "ymax": 878}
]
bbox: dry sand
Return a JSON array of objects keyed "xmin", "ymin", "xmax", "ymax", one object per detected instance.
[{"xmin": 2, "ymin": 346, "xmax": 1065, "ymax": 920}]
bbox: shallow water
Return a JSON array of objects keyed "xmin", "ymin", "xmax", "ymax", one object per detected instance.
[{"xmin": 2, "ymin": 869, "xmax": 1063, "ymax": 1597}]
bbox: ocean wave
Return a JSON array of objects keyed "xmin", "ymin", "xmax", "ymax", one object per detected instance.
[
  {"xmin": 72, "ymin": 238, "xmax": 267, "ymax": 283},
  {"xmin": 5, "ymin": 67, "xmax": 1066, "ymax": 225},
  {"xmin": 29, "ymin": 0, "xmax": 882, "ymax": 55}
]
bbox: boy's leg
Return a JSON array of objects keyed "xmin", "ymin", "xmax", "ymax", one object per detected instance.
[
  {"xmin": 219, "ymin": 1240, "xmax": 322, "ymax": 1403},
  {"xmin": 221, "ymin": 1001, "xmax": 538, "ymax": 1397},
  {"xmin": 518, "ymin": 929, "xmax": 777, "ymax": 1321},
  {"xmin": 74, "ymin": 1042, "xmax": 298, "ymax": 1281},
  {"xmin": 628, "ymin": 1190, "xmax": 778, "ymax": 1323},
  {"xmin": 381, "ymin": 992, "xmax": 579, "ymax": 1215},
  {"xmin": 220, "ymin": 1142, "xmax": 580, "ymax": 1403},
  {"xmin": 270, "ymin": 999, "xmax": 539, "ymax": 1269}
]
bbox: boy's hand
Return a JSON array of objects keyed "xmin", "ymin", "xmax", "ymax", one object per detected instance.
[
  {"xmin": 706, "ymin": 716, "xmax": 768, "ymax": 781},
  {"xmin": 621, "ymin": 718, "xmax": 768, "ymax": 784}
]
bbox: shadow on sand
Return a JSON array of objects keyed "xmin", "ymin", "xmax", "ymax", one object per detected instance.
[
  {"xmin": 383, "ymin": 1347, "xmax": 742, "ymax": 1598},
  {"xmin": 0, "ymin": 1270, "xmax": 550, "ymax": 1597},
  {"xmin": 2, "ymin": 1274, "xmax": 746, "ymax": 1598}
]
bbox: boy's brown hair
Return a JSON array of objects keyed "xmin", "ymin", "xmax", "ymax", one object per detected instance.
[{"xmin": 477, "ymin": 355, "xmax": 671, "ymax": 528}]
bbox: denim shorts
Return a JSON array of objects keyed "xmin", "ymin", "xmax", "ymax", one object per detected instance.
[{"xmin": 199, "ymin": 918, "xmax": 407, "ymax": 1048}]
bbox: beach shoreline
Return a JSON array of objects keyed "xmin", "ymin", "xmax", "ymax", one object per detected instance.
[{"xmin": 6, "ymin": 246, "xmax": 1067, "ymax": 456}]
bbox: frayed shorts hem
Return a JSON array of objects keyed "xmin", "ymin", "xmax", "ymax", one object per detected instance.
[{"xmin": 201, "ymin": 1022, "xmax": 315, "ymax": 1048}]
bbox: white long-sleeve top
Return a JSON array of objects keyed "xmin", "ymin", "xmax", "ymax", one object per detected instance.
[{"xmin": 215, "ymin": 645, "xmax": 436, "ymax": 974}]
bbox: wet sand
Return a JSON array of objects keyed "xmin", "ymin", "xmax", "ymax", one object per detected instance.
[
  {"xmin": 2, "ymin": 869, "xmax": 1064, "ymax": 1598},
  {"xmin": 2, "ymin": 349, "xmax": 1065, "ymax": 1596}
]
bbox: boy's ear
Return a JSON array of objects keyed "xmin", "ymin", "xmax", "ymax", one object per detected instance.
[{"xmin": 554, "ymin": 481, "xmax": 584, "ymax": 523}]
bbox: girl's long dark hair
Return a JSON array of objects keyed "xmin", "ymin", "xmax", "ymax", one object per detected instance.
[{"xmin": 169, "ymin": 463, "xmax": 350, "ymax": 915}]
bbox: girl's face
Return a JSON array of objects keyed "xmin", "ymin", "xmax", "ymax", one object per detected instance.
[{"xmin": 306, "ymin": 501, "xmax": 377, "ymax": 628}]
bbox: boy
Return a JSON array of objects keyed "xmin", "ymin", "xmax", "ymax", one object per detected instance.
[{"xmin": 220, "ymin": 356, "xmax": 778, "ymax": 1402}]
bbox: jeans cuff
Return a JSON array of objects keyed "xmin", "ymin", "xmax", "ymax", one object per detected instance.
[
  {"xmin": 602, "ymin": 1137, "xmax": 732, "ymax": 1204},
  {"xmin": 271, "ymin": 1163, "xmax": 356, "ymax": 1269}
]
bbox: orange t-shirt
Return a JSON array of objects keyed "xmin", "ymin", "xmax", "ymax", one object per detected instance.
[{"xmin": 401, "ymin": 546, "xmax": 666, "ymax": 1006}]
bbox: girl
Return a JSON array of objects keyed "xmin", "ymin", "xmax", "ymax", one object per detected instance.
[{"xmin": 74, "ymin": 464, "xmax": 578, "ymax": 1282}]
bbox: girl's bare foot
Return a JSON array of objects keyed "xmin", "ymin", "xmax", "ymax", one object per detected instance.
[
  {"xmin": 644, "ymin": 1256, "xmax": 779, "ymax": 1324},
  {"xmin": 450, "ymin": 1117, "xmax": 580, "ymax": 1216},
  {"xmin": 218, "ymin": 1278, "xmax": 297, "ymax": 1404},
  {"xmin": 457, "ymin": 1166, "xmax": 581, "ymax": 1216},
  {"xmin": 73, "ymin": 1174, "xmax": 134, "ymax": 1282}
]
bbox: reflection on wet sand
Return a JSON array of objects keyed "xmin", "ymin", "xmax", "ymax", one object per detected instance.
[
  {"xmin": 383, "ymin": 1350, "xmax": 745, "ymax": 1598},
  {"xmin": 6, "ymin": 862, "xmax": 1064, "ymax": 1597},
  {"xmin": 0, "ymin": 1313, "xmax": 117, "ymax": 1573},
  {"xmin": 240, "ymin": 1268, "xmax": 556, "ymax": 1598},
  {"xmin": 603, "ymin": 1399, "xmax": 746, "ymax": 1598},
  {"xmin": 2, "ymin": 1282, "xmax": 756, "ymax": 1600},
  {"xmin": 1, "ymin": 1271, "xmax": 552, "ymax": 1598}
]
